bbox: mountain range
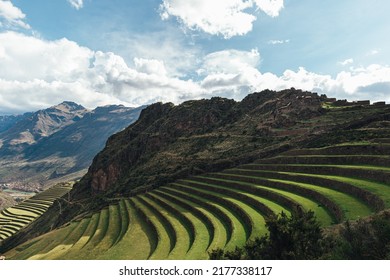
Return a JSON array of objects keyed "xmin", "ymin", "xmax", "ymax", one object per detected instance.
[{"xmin": 0, "ymin": 101, "xmax": 145, "ymax": 190}]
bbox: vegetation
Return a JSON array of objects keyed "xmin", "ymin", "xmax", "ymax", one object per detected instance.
[
  {"xmin": 3, "ymin": 136, "xmax": 390, "ymax": 259},
  {"xmin": 210, "ymin": 210, "xmax": 390, "ymax": 260},
  {"xmin": 0, "ymin": 182, "xmax": 73, "ymax": 242},
  {"xmin": 1, "ymin": 90, "xmax": 390, "ymax": 260},
  {"xmin": 209, "ymin": 211, "xmax": 325, "ymax": 260}
]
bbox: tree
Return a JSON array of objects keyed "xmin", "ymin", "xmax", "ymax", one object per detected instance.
[{"xmin": 210, "ymin": 211, "xmax": 326, "ymax": 260}]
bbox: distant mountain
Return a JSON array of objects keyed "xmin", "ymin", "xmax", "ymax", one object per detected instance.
[
  {"xmin": 0, "ymin": 114, "xmax": 31, "ymax": 134},
  {"xmin": 0, "ymin": 102, "xmax": 145, "ymax": 188},
  {"xmin": 0, "ymin": 101, "xmax": 88, "ymax": 156}
]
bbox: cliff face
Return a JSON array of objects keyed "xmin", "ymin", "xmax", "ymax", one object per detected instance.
[{"xmin": 81, "ymin": 88, "xmax": 324, "ymax": 195}]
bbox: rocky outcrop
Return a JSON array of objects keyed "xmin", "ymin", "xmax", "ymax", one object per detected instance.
[{"xmin": 83, "ymin": 88, "xmax": 325, "ymax": 195}]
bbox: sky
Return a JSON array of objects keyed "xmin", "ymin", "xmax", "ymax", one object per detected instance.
[{"xmin": 0, "ymin": 0, "xmax": 389, "ymax": 114}]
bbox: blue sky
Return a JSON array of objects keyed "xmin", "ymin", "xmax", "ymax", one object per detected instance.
[{"xmin": 0, "ymin": 0, "xmax": 389, "ymax": 114}]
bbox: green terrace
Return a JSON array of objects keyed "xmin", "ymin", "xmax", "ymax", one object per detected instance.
[
  {"xmin": 3, "ymin": 140, "xmax": 390, "ymax": 260},
  {"xmin": 0, "ymin": 183, "xmax": 73, "ymax": 242}
]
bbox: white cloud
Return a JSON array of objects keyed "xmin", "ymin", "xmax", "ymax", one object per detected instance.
[
  {"xmin": 160, "ymin": 0, "xmax": 255, "ymax": 39},
  {"xmin": 0, "ymin": 31, "xmax": 203, "ymax": 113},
  {"xmin": 199, "ymin": 48, "xmax": 390, "ymax": 103},
  {"xmin": 134, "ymin": 58, "xmax": 168, "ymax": 76},
  {"xmin": 100, "ymin": 30, "xmax": 202, "ymax": 78},
  {"xmin": 268, "ymin": 39, "xmax": 290, "ymax": 45},
  {"xmin": 0, "ymin": 0, "xmax": 30, "ymax": 29},
  {"xmin": 198, "ymin": 49, "xmax": 261, "ymax": 98},
  {"xmin": 1, "ymin": 31, "xmax": 389, "ymax": 114},
  {"xmin": 339, "ymin": 58, "xmax": 354, "ymax": 66},
  {"xmin": 200, "ymin": 48, "xmax": 260, "ymax": 75},
  {"xmin": 67, "ymin": 0, "xmax": 84, "ymax": 10},
  {"xmin": 159, "ymin": 0, "xmax": 284, "ymax": 38},
  {"xmin": 253, "ymin": 0, "xmax": 284, "ymax": 17},
  {"xmin": 367, "ymin": 49, "xmax": 380, "ymax": 56}
]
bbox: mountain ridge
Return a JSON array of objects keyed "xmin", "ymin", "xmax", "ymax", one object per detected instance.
[
  {"xmin": 0, "ymin": 102, "xmax": 145, "ymax": 189},
  {"xmin": 74, "ymin": 88, "xmax": 325, "ymax": 198}
]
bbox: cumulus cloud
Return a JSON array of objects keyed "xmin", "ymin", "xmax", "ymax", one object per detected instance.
[
  {"xmin": 253, "ymin": 0, "xmax": 284, "ymax": 17},
  {"xmin": 339, "ymin": 58, "xmax": 354, "ymax": 66},
  {"xmin": 67, "ymin": 0, "xmax": 84, "ymax": 10},
  {"xmin": 0, "ymin": 0, "xmax": 30, "ymax": 29},
  {"xmin": 198, "ymin": 49, "xmax": 390, "ymax": 103},
  {"xmin": 134, "ymin": 58, "xmax": 168, "ymax": 76},
  {"xmin": 0, "ymin": 31, "xmax": 203, "ymax": 113},
  {"xmin": 1, "ymin": 31, "xmax": 389, "ymax": 114},
  {"xmin": 198, "ymin": 49, "xmax": 261, "ymax": 98},
  {"xmin": 159, "ymin": 0, "xmax": 284, "ymax": 38}
]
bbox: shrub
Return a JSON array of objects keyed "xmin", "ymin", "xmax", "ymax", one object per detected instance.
[{"xmin": 210, "ymin": 210, "xmax": 326, "ymax": 260}]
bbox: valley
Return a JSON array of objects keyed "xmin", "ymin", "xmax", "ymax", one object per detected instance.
[{"xmin": 1, "ymin": 89, "xmax": 390, "ymax": 259}]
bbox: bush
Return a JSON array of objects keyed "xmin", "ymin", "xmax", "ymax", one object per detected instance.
[
  {"xmin": 330, "ymin": 212, "xmax": 390, "ymax": 259},
  {"xmin": 210, "ymin": 210, "xmax": 326, "ymax": 260}
]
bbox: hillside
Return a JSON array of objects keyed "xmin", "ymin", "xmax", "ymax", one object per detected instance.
[
  {"xmin": 0, "ymin": 114, "xmax": 31, "ymax": 134},
  {"xmin": 0, "ymin": 103, "xmax": 145, "ymax": 189},
  {"xmin": 0, "ymin": 192, "xmax": 15, "ymax": 211},
  {"xmin": 1, "ymin": 88, "xmax": 390, "ymax": 259},
  {"xmin": 75, "ymin": 88, "xmax": 325, "ymax": 198},
  {"xmin": 0, "ymin": 101, "xmax": 87, "ymax": 156}
]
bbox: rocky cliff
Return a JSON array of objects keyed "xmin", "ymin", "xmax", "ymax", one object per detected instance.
[{"xmin": 77, "ymin": 88, "xmax": 324, "ymax": 197}]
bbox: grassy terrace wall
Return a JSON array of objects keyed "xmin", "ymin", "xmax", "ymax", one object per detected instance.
[
  {"xmin": 3, "ymin": 141, "xmax": 390, "ymax": 259},
  {"xmin": 0, "ymin": 183, "xmax": 73, "ymax": 242}
]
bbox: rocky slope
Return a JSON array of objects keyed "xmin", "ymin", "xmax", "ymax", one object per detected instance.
[
  {"xmin": 0, "ymin": 102, "xmax": 87, "ymax": 156},
  {"xmin": 0, "ymin": 102, "xmax": 145, "ymax": 188},
  {"xmin": 74, "ymin": 88, "xmax": 325, "ymax": 198},
  {"xmin": 0, "ymin": 192, "xmax": 15, "ymax": 211}
]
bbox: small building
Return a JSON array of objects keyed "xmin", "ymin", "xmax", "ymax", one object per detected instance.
[
  {"xmin": 373, "ymin": 101, "xmax": 386, "ymax": 106},
  {"xmin": 355, "ymin": 100, "xmax": 370, "ymax": 106},
  {"xmin": 333, "ymin": 99, "xmax": 349, "ymax": 106}
]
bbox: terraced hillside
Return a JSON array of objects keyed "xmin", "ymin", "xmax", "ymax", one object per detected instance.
[
  {"xmin": 4, "ymin": 139, "xmax": 390, "ymax": 260},
  {"xmin": 0, "ymin": 183, "xmax": 73, "ymax": 241}
]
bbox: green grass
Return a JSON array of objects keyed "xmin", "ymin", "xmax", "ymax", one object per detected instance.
[
  {"xmin": 4, "ymin": 140, "xmax": 390, "ymax": 260},
  {"xmin": 268, "ymin": 178, "xmax": 372, "ymax": 219},
  {"xmin": 181, "ymin": 179, "xmax": 268, "ymax": 240},
  {"xmin": 61, "ymin": 213, "xmax": 101, "ymax": 259},
  {"xmin": 198, "ymin": 175, "xmax": 290, "ymax": 216},
  {"xmin": 284, "ymin": 173, "xmax": 390, "ymax": 208},
  {"xmin": 27, "ymin": 222, "xmax": 79, "ymax": 260},
  {"xmin": 246, "ymin": 163, "xmax": 390, "ymax": 172},
  {"xmin": 131, "ymin": 196, "xmax": 172, "ymax": 260},
  {"xmin": 101, "ymin": 199, "xmax": 153, "ymax": 260},
  {"xmin": 94, "ymin": 204, "xmax": 123, "ymax": 258},
  {"xmin": 147, "ymin": 191, "xmax": 210, "ymax": 260},
  {"xmin": 153, "ymin": 188, "xmax": 225, "ymax": 252},
  {"xmin": 170, "ymin": 183, "xmax": 248, "ymax": 251},
  {"xmin": 112, "ymin": 199, "xmax": 130, "ymax": 246},
  {"xmin": 0, "ymin": 183, "xmax": 73, "ymax": 242},
  {"xmin": 37, "ymin": 218, "xmax": 91, "ymax": 260},
  {"xmin": 159, "ymin": 186, "xmax": 230, "ymax": 250},
  {"xmin": 140, "ymin": 194, "xmax": 192, "ymax": 259}
]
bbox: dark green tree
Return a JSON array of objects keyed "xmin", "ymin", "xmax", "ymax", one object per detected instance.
[
  {"xmin": 331, "ymin": 213, "xmax": 390, "ymax": 259},
  {"xmin": 210, "ymin": 210, "xmax": 326, "ymax": 260}
]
